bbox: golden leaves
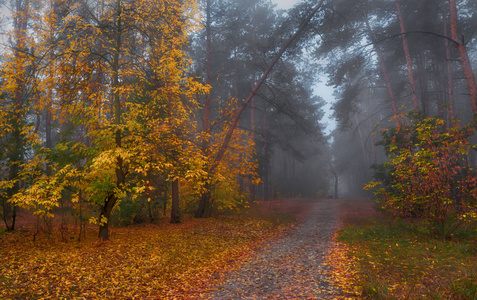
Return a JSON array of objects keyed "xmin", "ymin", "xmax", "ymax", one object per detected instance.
[
  {"xmin": 0, "ymin": 0, "xmax": 259, "ymax": 242},
  {"xmin": 0, "ymin": 215, "xmax": 285, "ymax": 299},
  {"xmin": 324, "ymin": 234, "xmax": 361, "ymax": 299}
]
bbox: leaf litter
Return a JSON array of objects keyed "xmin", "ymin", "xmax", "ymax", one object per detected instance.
[{"xmin": 1, "ymin": 199, "xmax": 361, "ymax": 299}]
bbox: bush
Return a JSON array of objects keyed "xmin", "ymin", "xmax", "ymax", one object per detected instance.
[{"xmin": 366, "ymin": 113, "xmax": 477, "ymax": 235}]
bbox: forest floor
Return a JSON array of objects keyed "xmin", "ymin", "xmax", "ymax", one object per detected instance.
[
  {"xmin": 0, "ymin": 198, "xmax": 374, "ymax": 299},
  {"xmin": 204, "ymin": 198, "xmax": 373, "ymax": 299}
]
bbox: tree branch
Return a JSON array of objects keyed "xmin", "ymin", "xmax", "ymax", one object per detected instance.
[{"xmin": 364, "ymin": 30, "xmax": 462, "ymax": 49}]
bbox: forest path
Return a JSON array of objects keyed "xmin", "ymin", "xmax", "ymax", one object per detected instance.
[{"xmin": 205, "ymin": 198, "xmax": 348, "ymax": 299}]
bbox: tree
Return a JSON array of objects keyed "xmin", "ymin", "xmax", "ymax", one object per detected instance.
[
  {"xmin": 5, "ymin": 0, "xmax": 205, "ymax": 240},
  {"xmin": 315, "ymin": 0, "xmax": 477, "ymax": 196},
  {"xmin": 449, "ymin": 0, "xmax": 477, "ymax": 114},
  {"xmin": 395, "ymin": 0, "xmax": 419, "ymax": 111},
  {"xmin": 194, "ymin": 0, "xmax": 326, "ymax": 215},
  {"xmin": 0, "ymin": 0, "xmax": 34, "ymax": 231}
]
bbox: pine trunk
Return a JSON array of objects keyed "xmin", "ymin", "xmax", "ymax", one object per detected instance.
[
  {"xmin": 449, "ymin": 0, "xmax": 477, "ymax": 113},
  {"xmin": 396, "ymin": 0, "xmax": 419, "ymax": 111},
  {"xmin": 444, "ymin": 20, "xmax": 455, "ymax": 119},
  {"xmin": 365, "ymin": 18, "xmax": 398, "ymax": 118},
  {"xmin": 263, "ymin": 113, "xmax": 270, "ymax": 201}
]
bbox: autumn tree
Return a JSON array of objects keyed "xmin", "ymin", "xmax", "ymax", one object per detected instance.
[
  {"xmin": 366, "ymin": 113, "xmax": 477, "ymax": 235},
  {"xmin": 0, "ymin": 0, "xmax": 36, "ymax": 231},
  {"xmin": 4, "ymin": 0, "xmax": 205, "ymax": 240}
]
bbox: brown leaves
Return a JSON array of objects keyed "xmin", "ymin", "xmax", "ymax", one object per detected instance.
[{"xmin": 0, "ymin": 216, "xmax": 286, "ymax": 299}]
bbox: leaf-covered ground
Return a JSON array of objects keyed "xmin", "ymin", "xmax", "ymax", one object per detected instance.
[
  {"xmin": 0, "ymin": 211, "xmax": 292, "ymax": 299},
  {"xmin": 2, "ymin": 198, "xmax": 377, "ymax": 299}
]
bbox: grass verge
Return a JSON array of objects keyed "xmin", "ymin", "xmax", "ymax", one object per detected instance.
[{"xmin": 335, "ymin": 217, "xmax": 477, "ymax": 299}]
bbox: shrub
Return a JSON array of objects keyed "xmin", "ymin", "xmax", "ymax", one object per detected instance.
[{"xmin": 366, "ymin": 113, "xmax": 477, "ymax": 235}]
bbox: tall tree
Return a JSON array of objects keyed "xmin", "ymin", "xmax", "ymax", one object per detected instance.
[
  {"xmin": 191, "ymin": 0, "xmax": 326, "ymax": 216},
  {"xmin": 6, "ymin": 0, "xmax": 205, "ymax": 240},
  {"xmin": 0, "ymin": 0, "xmax": 33, "ymax": 231},
  {"xmin": 317, "ymin": 0, "xmax": 477, "ymax": 195},
  {"xmin": 395, "ymin": 0, "xmax": 419, "ymax": 111},
  {"xmin": 449, "ymin": 0, "xmax": 477, "ymax": 114}
]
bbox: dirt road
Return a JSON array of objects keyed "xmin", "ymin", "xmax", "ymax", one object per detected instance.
[{"xmin": 206, "ymin": 198, "xmax": 351, "ymax": 299}]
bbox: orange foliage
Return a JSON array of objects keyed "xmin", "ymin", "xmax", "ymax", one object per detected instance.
[{"xmin": 0, "ymin": 216, "xmax": 289, "ymax": 299}]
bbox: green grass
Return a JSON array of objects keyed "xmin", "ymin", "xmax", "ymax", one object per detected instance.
[{"xmin": 338, "ymin": 217, "xmax": 477, "ymax": 299}]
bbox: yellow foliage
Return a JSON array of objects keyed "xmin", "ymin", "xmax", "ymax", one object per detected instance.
[{"xmin": 0, "ymin": 215, "xmax": 288, "ymax": 299}]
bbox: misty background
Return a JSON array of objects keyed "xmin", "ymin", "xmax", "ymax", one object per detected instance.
[{"xmin": 1, "ymin": 0, "xmax": 476, "ymax": 223}]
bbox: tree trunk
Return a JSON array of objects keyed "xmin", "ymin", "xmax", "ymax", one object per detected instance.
[
  {"xmin": 170, "ymin": 178, "xmax": 181, "ymax": 223},
  {"xmin": 333, "ymin": 173, "xmax": 339, "ymax": 199},
  {"xmin": 2, "ymin": 202, "xmax": 16, "ymax": 232},
  {"xmin": 369, "ymin": 118, "xmax": 377, "ymax": 164},
  {"xmin": 98, "ymin": 0, "xmax": 124, "ymax": 240},
  {"xmin": 4, "ymin": 0, "xmax": 31, "ymax": 232},
  {"xmin": 329, "ymin": 161, "xmax": 339, "ymax": 199},
  {"xmin": 355, "ymin": 115, "xmax": 368, "ymax": 164},
  {"xmin": 195, "ymin": 0, "xmax": 212, "ymax": 218},
  {"xmin": 449, "ymin": 0, "xmax": 477, "ymax": 113},
  {"xmin": 444, "ymin": 19, "xmax": 455, "ymax": 119},
  {"xmin": 250, "ymin": 83, "xmax": 256, "ymax": 203},
  {"xmin": 195, "ymin": 183, "xmax": 211, "ymax": 218},
  {"xmin": 98, "ymin": 194, "xmax": 117, "ymax": 240},
  {"xmin": 416, "ymin": 54, "xmax": 430, "ymax": 115},
  {"xmin": 263, "ymin": 112, "xmax": 270, "ymax": 201},
  {"xmin": 45, "ymin": 86, "xmax": 53, "ymax": 176},
  {"xmin": 395, "ymin": 0, "xmax": 419, "ymax": 111},
  {"xmin": 365, "ymin": 18, "xmax": 398, "ymax": 118},
  {"xmin": 263, "ymin": 162, "xmax": 269, "ymax": 202},
  {"xmin": 203, "ymin": 0, "xmax": 211, "ymax": 139}
]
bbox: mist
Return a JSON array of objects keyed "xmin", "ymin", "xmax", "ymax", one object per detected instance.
[
  {"xmin": 1, "ymin": 0, "xmax": 476, "ymax": 228},
  {"xmin": 1, "ymin": 1, "xmax": 476, "ymax": 298}
]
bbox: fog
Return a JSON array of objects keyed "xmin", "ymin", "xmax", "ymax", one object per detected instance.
[
  {"xmin": 272, "ymin": 0, "xmax": 299, "ymax": 9},
  {"xmin": 1, "ymin": 0, "xmax": 477, "ymax": 223}
]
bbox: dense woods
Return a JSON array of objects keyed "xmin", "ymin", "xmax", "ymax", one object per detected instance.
[
  {"xmin": 1, "ymin": 0, "xmax": 476, "ymax": 237},
  {"xmin": 321, "ymin": 0, "xmax": 477, "ymax": 233},
  {"xmin": 0, "ymin": 0, "xmax": 328, "ymax": 240},
  {"xmin": 1, "ymin": 0, "xmax": 477, "ymax": 298}
]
